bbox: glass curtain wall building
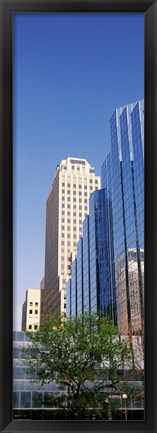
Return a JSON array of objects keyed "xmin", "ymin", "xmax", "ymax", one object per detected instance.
[
  {"xmin": 66, "ymin": 188, "xmax": 116, "ymax": 321},
  {"xmin": 101, "ymin": 100, "xmax": 144, "ymax": 335}
]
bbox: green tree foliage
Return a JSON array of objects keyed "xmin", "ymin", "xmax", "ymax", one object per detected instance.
[{"xmin": 21, "ymin": 313, "xmax": 134, "ymax": 419}]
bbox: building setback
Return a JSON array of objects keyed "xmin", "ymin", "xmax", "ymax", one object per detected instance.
[
  {"xmin": 101, "ymin": 100, "xmax": 144, "ymax": 335},
  {"xmin": 43, "ymin": 157, "xmax": 100, "ymax": 317},
  {"xmin": 66, "ymin": 188, "xmax": 116, "ymax": 322}
]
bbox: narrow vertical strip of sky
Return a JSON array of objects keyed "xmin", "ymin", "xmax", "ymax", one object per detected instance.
[{"xmin": 13, "ymin": 12, "xmax": 144, "ymax": 330}]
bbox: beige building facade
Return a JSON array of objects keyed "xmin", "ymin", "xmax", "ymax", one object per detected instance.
[
  {"xmin": 21, "ymin": 288, "xmax": 43, "ymax": 331},
  {"xmin": 43, "ymin": 157, "xmax": 100, "ymax": 317}
]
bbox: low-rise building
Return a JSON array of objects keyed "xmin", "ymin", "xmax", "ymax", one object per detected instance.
[{"xmin": 21, "ymin": 288, "xmax": 44, "ymax": 331}]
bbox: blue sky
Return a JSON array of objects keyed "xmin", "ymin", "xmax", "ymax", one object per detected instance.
[{"xmin": 13, "ymin": 12, "xmax": 144, "ymax": 330}]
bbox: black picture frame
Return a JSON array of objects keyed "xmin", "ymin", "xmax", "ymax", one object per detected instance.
[{"xmin": 0, "ymin": 1, "xmax": 157, "ymax": 432}]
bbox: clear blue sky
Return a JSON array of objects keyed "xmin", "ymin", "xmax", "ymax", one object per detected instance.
[{"xmin": 13, "ymin": 12, "xmax": 144, "ymax": 330}]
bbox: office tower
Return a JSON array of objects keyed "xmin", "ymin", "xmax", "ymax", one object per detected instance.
[
  {"xmin": 66, "ymin": 188, "xmax": 116, "ymax": 322},
  {"xmin": 21, "ymin": 288, "xmax": 43, "ymax": 331},
  {"xmin": 101, "ymin": 100, "xmax": 144, "ymax": 335},
  {"xmin": 43, "ymin": 157, "xmax": 100, "ymax": 317}
]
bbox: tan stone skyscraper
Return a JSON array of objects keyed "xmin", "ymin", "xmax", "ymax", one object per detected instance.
[{"xmin": 43, "ymin": 157, "xmax": 100, "ymax": 317}]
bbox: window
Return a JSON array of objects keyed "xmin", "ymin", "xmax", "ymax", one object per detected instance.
[
  {"xmin": 79, "ymin": 199, "xmax": 82, "ymax": 203},
  {"xmin": 79, "ymin": 206, "xmax": 82, "ymax": 210},
  {"xmin": 62, "ymin": 218, "xmax": 64, "ymax": 223},
  {"xmin": 29, "ymin": 325, "xmax": 32, "ymax": 329},
  {"xmin": 79, "ymin": 213, "xmax": 82, "ymax": 217},
  {"xmin": 73, "ymin": 184, "xmax": 76, "ymax": 188},
  {"xmin": 84, "ymin": 192, "xmax": 87, "ymax": 196},
  {"xmin": 67, "ymin": 190, "xmax": 70, "ymax": 194},
  {"xmin": 68, "ymin": 183, "xmax": 70, "ymax": 187},
  {"xmin": 73, "ymin": 198, "xmax": 76, "ymax": 202},
  {"xmin": 79, "ymin": 185, "xmax": 82, "ymax": 189},
  {"xmin": 61, "ymin": 226, "xmax": 64, "ymax": 230},
  {"xmin": 90, "ymin": 186, "xmax": 93, "ymax": 190},
  {"xmin": 62, "ymin": 196, "xmax": 65, "ymax": 200},
  {"xmin": 62, "ymin": 204, "xmax": 65, "ymax": 208},
  {"xmin": 79, "ymin": 191, "xmax": 82, "ymax": 196},
  {"xmin": 68, "ymin": 197, "xmax": 70, "ymax": 201},
  {"xmin": 85, "ymin": 206, "xmax": 88, "ymax": 210},
  {"xmin": 67, "ymin": 241, "xmax": 70, "ymax": 246},
  {"xmin": 84, "ymin": 199, "xmax": 87, "ymax": 203},
  {"xmin": 29, "ymin": 302, "xmax": 33, "ymax": 306},
  {"xmin": 90, "ymin": 179, "xmax": 93, "ymax": 183},
  {"xmin": 74, "ymin": 234, "xmax": 76, "ymax": 239},
  {"xmin": 73, "ymin": 227, "xmax": 76, "ymax": 231},
  {"xmin": 35, "ymin": 302, "xmax": 38, "ymax": 306},
  {"xmin": 61, "ymin": 233, "xmax": 64, "ymax": 238},
  {"xmin": 73, "ymin": 205, "xmax": 76, "ymax": 209},
  {"xmin": 67, "ymin": 234, "xmax": 70, "ymax": 238},
  {"xmin": 61, "ymin": 241, "xmax": 64, "ymax": 246},
  {"xmin": 84, "ymin": 185, "xmax": 87, "ymax": 189},
  {"xmin": 62, "ymin": 182, "xmax": 65, "ymax": 186},
  {"xmin": 35, "ymin": 310, "xmax": 38, "ymax": 315},
  {"xmin": 73, "ymin": 191, "xmax": 76, "ymax": 195},
  {"xmin": 62, "ymin": 211, "xmax": 65, "ymax": 215},
  {"xmin": 29, "ymin": 310, "xmax": 32, "ymax": 314},
  {"xmin": 73, "ymin": 212, "xmax": 76, "ymax": 216},
  {"xmin": 67, "ymin": 219, "xmax": 70, "ymax": 223},
  {"xmin": 67, "ymin": 211, "xmax": 70, "ymax": 216},
  {"xmin": 62, "ymin": 189, "xmax": 65, "ymax": 194},
  {"xmin": 67, "ymin": 226, "xmax": 70, "ymax": 231},
  {"xmin": 67, "ymin": 205, "xmax": 70, "ymax": 209},
  {"xmin": 73, "ymin": 219, "xmax": 76, "ymax": 224},
  {"xmin": 34, "ymin": 325, "xmax": 38, "ymax": 330},
  {"xmin": 95, "ymin": 179, "xmax": 98, "ymax": 184}
]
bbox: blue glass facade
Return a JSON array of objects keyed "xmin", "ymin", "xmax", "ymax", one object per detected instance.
[
  {"xmin": 76, "ymin": 238, "xmax": 84, "ymax": 315},
  {"xmin": 83, "ymin": 216, "xmax": 90, "ymax": 313},
  {"xmin": 66, "ymin": 188, "xmax": 116, "ymax": 321},
  {"xmin": 89, "ymin": 189, "xmax": 114, "ymax": 318},
  {"xmin": 102, "ymin": 100, "xmax": 144, "ymax": 335},
  {"xmin": 71, "ymin": 259, "xmax": 77, "ymax": 317},
  {"xmin": 66, "ymin": 278, "xmax": 71, "ymax": 319}
]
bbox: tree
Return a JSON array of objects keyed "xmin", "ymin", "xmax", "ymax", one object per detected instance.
[{"xmin": 21, "ymin": 313, "xmax": 133, "ymax": 419}]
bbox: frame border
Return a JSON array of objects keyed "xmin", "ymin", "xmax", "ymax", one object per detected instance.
[{"xmin": 0, "ymin": 1, "xmax": 157, "ymax": 432}]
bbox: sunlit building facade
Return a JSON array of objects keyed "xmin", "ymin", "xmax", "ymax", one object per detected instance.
[
  {"xmin": 21, "ymin": 288, "xmax": 43, "ymax": 332},
  {"xmin": 101, "ymin": 100, "xmax": 144, "ymax": 335},
  {"xmin": 43, "ymin": 157, "xmax": 100, "ymax": 317}
]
